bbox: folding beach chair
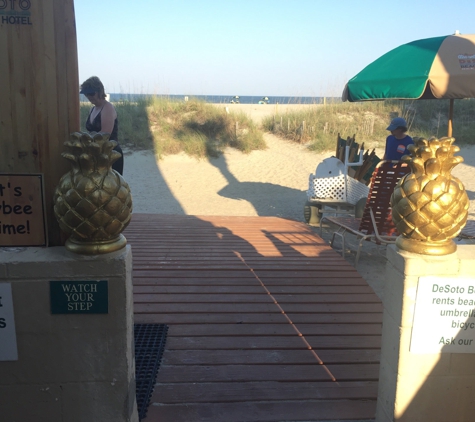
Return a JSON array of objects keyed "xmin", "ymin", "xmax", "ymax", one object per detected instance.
[{"xmin": 320, "ymin": 160, "xmax": 411, "ymax": 265}]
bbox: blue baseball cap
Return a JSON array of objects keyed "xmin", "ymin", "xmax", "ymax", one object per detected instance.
[{"xmin": 386, "ymin": 117, "xmax": 407, "ymax": 131}]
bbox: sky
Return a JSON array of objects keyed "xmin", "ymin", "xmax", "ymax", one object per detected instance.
[{"xmin": 75, "ymin": 0, "xmax": 475, "ymax": 97}]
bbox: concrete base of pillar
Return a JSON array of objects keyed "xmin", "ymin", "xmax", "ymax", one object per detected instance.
[
  {"xmin": 376, "ymin": 244, "xmax": 475, "ymax": 422},
  {"xmin": 0, "ymin": 246, "xmax": 138, "ymax": 422}
]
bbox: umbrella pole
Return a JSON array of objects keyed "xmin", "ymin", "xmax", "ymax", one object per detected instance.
[{"xmin": 448, "ymin": 99, "xmax": 454, "ymax": 138}]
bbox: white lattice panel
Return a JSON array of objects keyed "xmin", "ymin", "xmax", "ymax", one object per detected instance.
[{"xmin": 307, "ymin": 174, "xmax": 369, "ymax": 205}]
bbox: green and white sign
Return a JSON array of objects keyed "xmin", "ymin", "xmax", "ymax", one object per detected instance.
[
  {"xmin": 411, "ymin": 277, "xmax": 475, "ymax": 353},
  {"xmin": 50, "ymin": 280, "xmax": 108, "ymax": 314},
  {"xmin": 0, "ymin": 283, "xmax": 18, "ymax": 361}
]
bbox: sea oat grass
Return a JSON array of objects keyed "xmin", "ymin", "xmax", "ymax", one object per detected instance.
[
  {"xmin": 262, "ymin": 99, "xmax": 475, "ymax": 150},
  {"xmin": 82, "ymin": 97, "xmax": 266, "ymax": 158},
  {"xmin": 263, "ymin": 101, "xmax": 401, "ymax": 151}
]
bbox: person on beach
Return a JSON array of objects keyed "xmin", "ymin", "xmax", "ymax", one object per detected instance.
[
  {"xmin": 80, "ymin": 76, "xmax": 124, "ymax": 175},
  {"xmin": 383, "ymin": 117, "xmax": 414, "ymax": 161}
]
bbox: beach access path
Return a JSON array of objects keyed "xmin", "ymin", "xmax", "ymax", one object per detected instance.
[{"xmin": 126, "ymin": 214, "xmax": 381, "ymax": 422}]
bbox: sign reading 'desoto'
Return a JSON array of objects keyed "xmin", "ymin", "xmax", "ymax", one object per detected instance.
[
  {"xmin": 0, "ymin": 0, "xmax": 33, "ymax": 26},
  {"xmin": 0, "ymin": 174, "xmax": 47, "ymax": 246},
  {"xmin": 50, "ymin": 281, "xmax": 108, "ymax": 314},
  {"xmin": 411, "ymin": 277, "xmax": 475, "ymax": 353},
  {"xmin": 0, "ymin": 283, "xmax": 19, "ymax": 361}
]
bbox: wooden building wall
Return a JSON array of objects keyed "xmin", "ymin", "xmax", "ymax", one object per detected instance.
[{"xmin": 0, "ymin": 0, "xmax": 80, "ymax": 246}]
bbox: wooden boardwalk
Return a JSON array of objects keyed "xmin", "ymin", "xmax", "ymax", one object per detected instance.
[{"xmin": 125, "ymin": 214, "xmax": 382, "ymax": 422}]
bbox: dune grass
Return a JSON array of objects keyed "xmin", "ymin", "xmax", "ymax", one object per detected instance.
[
  {"xmin": 262, "ymin": 101, "xmax": 392, "ymax": 152},
  {"xmin": 80, "ymin": 97, "xmax": 265, "ymax": 158},
  {"xmin": 80, "ymin": 97, "xmax": 475, "ymax": 158},
  {"xmin": 261, "ymin": 99, "xmax": 475, "ymax": 152}
]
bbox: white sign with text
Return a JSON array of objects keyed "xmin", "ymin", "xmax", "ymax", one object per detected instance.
[
  {"xmin": 0, "ymin": 283, "xmax": 18, "ymax": 361},
  {"xmin": 411, "ymin": 277, "xmax": 475, "ymax": 354}
]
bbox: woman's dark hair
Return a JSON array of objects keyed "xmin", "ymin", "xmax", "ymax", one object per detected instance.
[{"xmin": 80, "ymin": 76, "xmax": 106, "ymax": 99}]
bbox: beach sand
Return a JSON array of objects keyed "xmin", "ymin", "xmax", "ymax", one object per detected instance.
[{"xmin": 123, "ymin": 103, "xmax": 475, "ymax": 299}]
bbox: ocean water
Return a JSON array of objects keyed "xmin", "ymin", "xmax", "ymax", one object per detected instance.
[{"xmin": 105, "ymin": 93, "xmax": 340, "ymax": 105}]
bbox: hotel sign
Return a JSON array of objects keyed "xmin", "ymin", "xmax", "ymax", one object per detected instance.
[{"xmin": 0, "ymin": 0, "xmax": 32, "ymax": 25}]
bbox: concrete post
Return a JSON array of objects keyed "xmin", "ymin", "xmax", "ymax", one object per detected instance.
[
  {"xmin": 376, "ymin": 244, "xmax": 475, "ymax": 422},
  {"xmin": 0, "ymin": 246, "xmax": 138, "ymax": 422}
]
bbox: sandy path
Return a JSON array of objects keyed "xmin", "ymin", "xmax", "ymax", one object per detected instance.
[{"xmin": 124, "ymin": 133, "xmax": 328, "ymax": 219}]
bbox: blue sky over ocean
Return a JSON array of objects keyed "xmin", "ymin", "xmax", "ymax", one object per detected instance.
[{"xmin": 75, "ymin": 0, "xmax": 475, "ymax": 97}]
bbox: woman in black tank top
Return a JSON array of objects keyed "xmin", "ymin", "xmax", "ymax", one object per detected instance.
[{"xmin": 80, "ymin": 76, "xmax": 124, "ymax": 175}]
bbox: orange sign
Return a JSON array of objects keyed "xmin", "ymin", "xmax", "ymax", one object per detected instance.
[{"xmin": 0, "ymin": 174, "xmax": 47, "ymax": 246}]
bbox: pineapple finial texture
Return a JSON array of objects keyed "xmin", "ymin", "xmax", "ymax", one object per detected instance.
[
  {"xmin": 391, "ymin": 137, "xmax": 469, "ymax": 254},
  {"xmin": 54, "ymin": 132, "xmax": 133, "ymax": 253}
]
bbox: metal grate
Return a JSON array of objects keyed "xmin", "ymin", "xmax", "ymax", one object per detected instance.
[{"xmin": 134, "ymin": 323, "xmax": 168, "ymax": 421}]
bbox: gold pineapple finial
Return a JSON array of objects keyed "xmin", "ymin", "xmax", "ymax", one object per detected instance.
[
  {"xmin": 390, "ymin": 137, "xmax": 469, "ymax": 255},
  {"xmin": 54, "ymin": 132, "xmax": 133, "ymax": 254}
]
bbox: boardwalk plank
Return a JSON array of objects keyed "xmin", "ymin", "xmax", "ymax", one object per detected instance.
[
  {"xmin": 135, "ymin": 312, "xmax": 382, "ymax": 325},
  {"xmin": 133, "ymin": 275, "xmax": 367, "ymax": 284},
  {"xmin": 167, "ymin": 323, "xmax": 382, "ymax": 336},
  {"xmin": 162, "ymin": 349, "xmax": 381, "ymax": 365},
  {"xmin": 153, "ymin": 381, "xmax": 378, "ymax": 403},
  {"xmin": 145, "ymin": 400, "xmax": 377, "ymax": 422},
  {"xmin": 134, "ymin": 303, "xmax": 383, "ymax": 313},
  {"xmin": 133, "ymin": 293, "xmax": 380, "ymax": 303},
  {"xmin": 157, "ymin": 364, "xmax": 380, "ymax": 383},
  {"xmin": 133, "ymin": 285, "xmax": 375, "ymax": 294},
  {"xmin": 166, "ymin": 335, "xmax": 381, "ymax": 350}
]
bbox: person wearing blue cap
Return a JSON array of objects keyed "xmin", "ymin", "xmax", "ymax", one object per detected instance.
[
  {"xmin": 383, "ymin": 117, "xmax": 414, "ymax": 161},
  {"xmin": 80, "ymin": 76, "xmax": 124, "ymax": 175}
]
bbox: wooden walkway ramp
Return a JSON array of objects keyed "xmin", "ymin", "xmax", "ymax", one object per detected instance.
[{"xmin": 125, "ymin": 214, "xmax": 382, "ymax": 422}]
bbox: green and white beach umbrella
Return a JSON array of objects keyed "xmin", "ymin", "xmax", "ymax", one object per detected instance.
[{"xmin": 342, "ymin": 33, "xmax": 475, "ymax": 136}]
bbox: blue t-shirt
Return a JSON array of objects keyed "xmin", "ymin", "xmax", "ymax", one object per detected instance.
[{"xmin": 384, "ymin": 135, "xmax": 414, "ymax": 160}]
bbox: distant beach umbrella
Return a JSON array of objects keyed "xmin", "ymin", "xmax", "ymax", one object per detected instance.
[{"xmin": 342, "ymin": 33, "xmax": 475, "ymax": 137}]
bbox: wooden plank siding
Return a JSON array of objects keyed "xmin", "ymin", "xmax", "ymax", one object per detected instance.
[
  {"xmin": 0, "ymin": 0, "xmax": 80, "ymax": 245},
  {"xmin": 125, "ymin": 214, "xmax": 382, "ymax": 422}
]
